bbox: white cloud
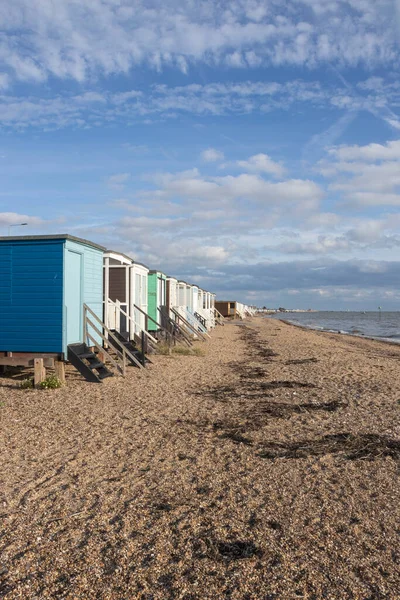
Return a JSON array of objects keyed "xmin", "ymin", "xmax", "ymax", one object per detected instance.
[
  {"xmin": 328, "ymin": 140, "xmax": 400, "ymax": 162},
  {"xmin": 0, "ymin": 74, "xmax": 9, "ymax": 90},
  {"xmin": 237, "ymin": 153, "xmax": 285, "ymax": 177},
  {"xmin": 319, "ymin": 138, "xmax": 400, "ymax": 207},
  {"xmin": 358, "ymin": 261, "xmax": 389, "ymax": 274},
  {"xmin": 107, "ymin": 173, "xmax": 130, "ymax": 190},
  {"xmin": 304, "ymin": 212, "xmax": 341, "ymax": 229},
  {"xmin": 143, "ymin": 169, "xmax": 323, "ymax": 211},
  {"xmin": 118, "ymin": 215, "xmax": 185, "ymax": 229},
  {"xmin": 201, "ymin": 148, "xmax": 225, "ymax": 162},
  {"xmin": 0, "ymin": 0, "xmax": 399, "ymax": 89},
  {"xmin": 276, "ymin": 236, "xmax": 351, "ymax": 255},
  {"xmin": 0, "ymin": 212, "xmax": 44, "ymax": 227},
  {"xmin": 1, "ymin": 77, "xmax": 399, "ymax": 132}
]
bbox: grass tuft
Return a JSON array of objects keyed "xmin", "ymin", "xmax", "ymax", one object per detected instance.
[
  {"xmin": 156, "ymin": 344, "xmax": 205, "ymax": 357},
  {"xmin": 19, "ymin": 378, "xmax": 34, "ymax": 389},
  {"xmin": 39, "ymin": 375, "xmax": 63, "ymax": 390}
]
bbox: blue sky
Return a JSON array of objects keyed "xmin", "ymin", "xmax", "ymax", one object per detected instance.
[{"xmin": 1, "ymin": 0, "xmax": 400, "ymax": 309}]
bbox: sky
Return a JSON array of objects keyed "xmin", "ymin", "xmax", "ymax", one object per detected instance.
[{"xmin": 1, "ymin": 0, "xmax": 400, "ymax": 310}]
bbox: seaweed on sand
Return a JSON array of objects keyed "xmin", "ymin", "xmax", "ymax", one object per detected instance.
[
  {"xmin": 213, "ymin": 421, "xmax": 253, "ymax": 445},
  {"xmin": 246, "ymin": 398, "xmax": 346, "ymax": 421},
  {"xmin": 196, "ymin": 535, "xmax": 263, "ymax": 561},
  {"xmin": 286, "ymin": 358, "xmax": 319, "ymax": 365},
  {"xmin": 258, "ymin": 380, "xmax": 317, "ymax": 390},
  {"xmin": 258, "ymin": 433, "xmax": 400, "ymax": 461}
]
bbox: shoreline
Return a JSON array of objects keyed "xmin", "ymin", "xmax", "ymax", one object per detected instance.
[{"xmin": 267, "ymin": 315, "xmax": 400, "ymax": 347}]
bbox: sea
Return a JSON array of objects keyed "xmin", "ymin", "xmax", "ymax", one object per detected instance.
[{"xmin": 267, "ymin": 311, "xmax": 400, "ymax": 344}]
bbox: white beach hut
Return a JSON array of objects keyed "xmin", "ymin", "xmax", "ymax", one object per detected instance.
[
  {"xmin": 190, "ymin": 284, "xmax": 199, "ymax": 314},
  {"xmin": 177, "ymin": 280, "xmax": 188, "ymax": 308},
  {"xmin": 103, "ymin": 250, "xmax": 149, "ymax": 339},
  {"xmin": 166, "ymin": 276, "xmax": 178, "ymax": 319}
]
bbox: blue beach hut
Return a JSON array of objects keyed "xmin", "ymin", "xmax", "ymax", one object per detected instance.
[{"xmin": 0, "ymin": 235, "xmax": 106, "ymax": 378}]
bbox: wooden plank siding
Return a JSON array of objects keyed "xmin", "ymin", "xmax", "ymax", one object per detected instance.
[
  {"xmin": 147, "ymin": 272, "xmax": 158, "ymax": 332},
  {"xmin": 147, "ymin": 271, "xmax": 167, "ymax": 332},
  {"xmin": 0, "ymin": 239, "xmax": 64, "ymax": 353},
  {"xmin": 215, "ymin": 301, "xmax": 236, "ymax": 318},
  {"xmin": 0, "ymin": 236, "xmax": 105, "ymax": 356},
  {"xmin": 64, "ymin": 239, "xmax": 104, "ymax": 353}
]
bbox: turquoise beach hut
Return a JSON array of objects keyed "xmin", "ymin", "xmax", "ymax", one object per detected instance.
[{"xmin": 147, "ymin": 270, "xmax": 167, "ymax": 332}]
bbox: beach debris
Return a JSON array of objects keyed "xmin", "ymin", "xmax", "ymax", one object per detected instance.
[
  {"xmin": 209, "ymin": 397, "xmax": 347, "ymax": 439},
  {"xmin": 215, "ymin": 540, "xmax": 262, "ymax": 560},
  {"xmin": 259, "ymin": 380, "xmax": 317, "ymax": 390},
  {"xmin": 213, "ymin": 421, "xmax": 253, "ymax": 445},
  {"xmin": 256, "ymin": 347, "xmax": 279, "ymax": 359},
  {"xmin": 247, "ymin": 398, "xmax": 346, "ymax": 420},
  {"xmin": 198, "ymin": 380, "xmax": 320, "ymax": 406},
  {"xmin": 239, "ymin": 366, "xmax": 267, "ymax": 379},
  {"xmin": 286, "ymin": 358, "xmax": 318, "ymax": 365},
  {"xmin": 201, "ymin": 537, "xmax": 262, "ymax": 561},
  {"xmin": 153, "ymin": 502, "xmax": 173, "ymax": 512},
  {"xmin": 219, "ymin": 431, "xmax": 253, "ymax": 446},
  {"xmin": 258, "ymin": 433, "xmax": 400, "ymax": 461},
  {"xmin": 195, "ymin": 385, "xmax": 236, "ymax": 402}
]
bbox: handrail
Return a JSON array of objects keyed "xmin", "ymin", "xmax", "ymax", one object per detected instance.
[
  {"xmin": 86, "ymin": 313, "xmax": 144, "ymax": 371},
  {"xmin": 107, "ymin": 298, "xmax": 158, "ymax": 344},
  {"xmin": 194, "ymin": 311, "xmax": 206, "ymax": 327},
  {"xmin": 158, "ymin": 307, "xmax": 193, "ymax": 347},
  {"xmin": 214, "ymin": 307, "xmax": 225, "ymax": 320},
  {"xmin": 192, "ymin": 311, "xmax": 211, "ymax": 337},
  {"xmin": 172, "ymin": 307, "xmax": 201, "ymax": 338},
  {"xmin": 84, "ymin": 304, "xmax": 144, "ymax": 371},
  {"xmin": 171, "ymin": 307, "xmax": 207, "ymax": 341},
  {"xmin": 195, "ymin": 306, "xmax": 216, "ymax": 328},
  {"xmin": 188, "ymin": 309, "xmax": 211, "ymax": 337},
  {"xmin": 133, "ymin": 303, "xmax": 172, "ymax": 339},
  {"xmin": 86, "ymin": 317, "xmax": 126, "ymax": 367},
  {"xmin": 86, "ymin": 331, "xmax": 124, "ymax": 375}
]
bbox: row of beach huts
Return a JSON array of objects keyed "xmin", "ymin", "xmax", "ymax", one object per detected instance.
[{"xmin": 0, "ymin": 234, "xmax": 256, "ymax": 384}]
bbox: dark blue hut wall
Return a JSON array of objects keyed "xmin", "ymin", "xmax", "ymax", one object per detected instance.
[{"xmin": 0, "ymin": 239, "xmax": 63, "ymax": 353}]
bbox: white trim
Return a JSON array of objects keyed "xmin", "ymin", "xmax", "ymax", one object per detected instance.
[{"xmin": 103, "ymin": 250, "xmax": 132, "ymax": 265}]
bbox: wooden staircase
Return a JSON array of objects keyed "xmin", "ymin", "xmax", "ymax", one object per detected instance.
[
  {"xmin": 170, "ymin": 307, "xmax": 208, "ymax": 341},
  {"xmin": 109, "ymin": 329, "xmax": 151, "ymax": 367},
  {"xmin": 194, "ymin": 311, "xmax": 207, "ymax": 329},
  {"xmin": 68, "ymin": 304, "xmax": 147, "ymax": 383},
  {"xmin": 214, "ymin": 307, "xmax": 226, "ymax": 326},
  {"xmin": 67, "ymin": 343, "xmax": 113, "ymax": 383},
  {"xmin": 158, "ymin": 307, "xmax": 193, "ymax": 347}
]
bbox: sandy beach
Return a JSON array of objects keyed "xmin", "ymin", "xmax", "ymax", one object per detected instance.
[{"xmin": 1, "ymin": 317, "xmax": 399, "ymax": 599}]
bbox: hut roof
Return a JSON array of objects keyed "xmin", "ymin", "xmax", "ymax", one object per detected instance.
[{"xmin": 0, "ymin": 234, "xmax": 106, "ymax": 251}]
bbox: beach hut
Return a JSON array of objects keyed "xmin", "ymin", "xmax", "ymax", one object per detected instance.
[
  {"xmin": 177, "ymin": 280, "xmax": 188, "ymax": 308},
  {"xmin": 173, "ymin": 282, "xmax": 209, "ymax": 337},
  {"xmin": 133, "ymin": 262, "xmax": 149, "ymax": 336},
  {"xmin": 0, "ymin": 234, "xmax": 115, "ymax": 382},
  {"xmin": 147, "ymin": 270, "xmax": 167, "ymax": 332},
  {"xmin": 103, "ymin": 250, "xmax": 149, "ymax": 339},
  {"xmin": 215, "ymin": 301, "xmax": 240, "ymax": 319},
  {"xmin": 197, "ymin": 288, "xmax": 216, "ymax": 329},
  {"xmin": 198, "ymin": 288, "xmax": 204, "ymax": 313},
  {"xmin": 185, "ymin": 282, "xmax": 193, "ymax": 312},
  {"xmin": 103, "ymin": 250, "xmax": 132, "ymax": 334},
  {"xmin": 190, "ymin": 284, "xmax": 199, "ymax": 314},
  {"xmin": 166, "ymin": 276, "xmax": 178, "ymax": 319}
]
